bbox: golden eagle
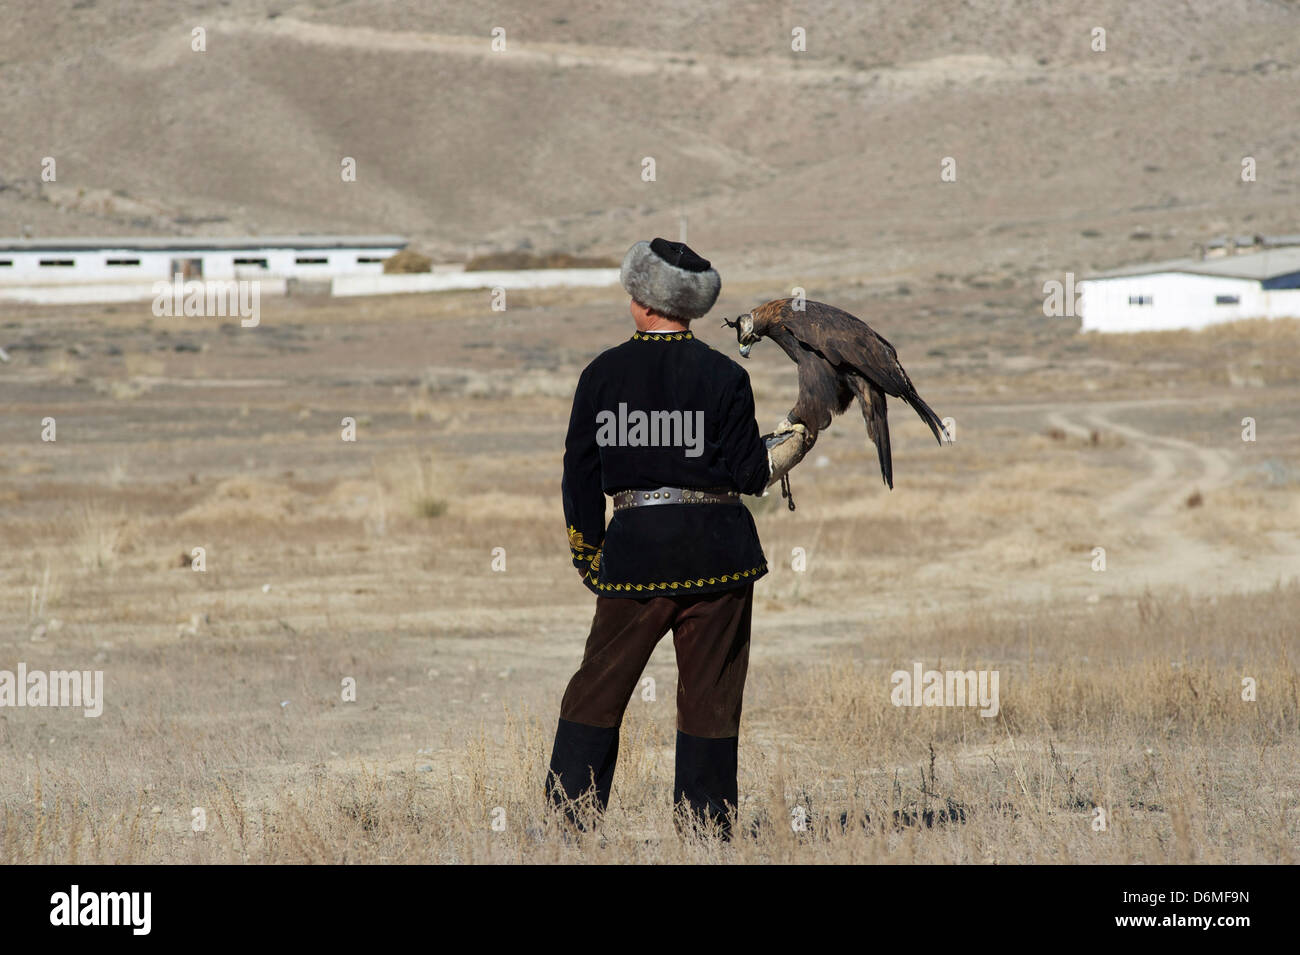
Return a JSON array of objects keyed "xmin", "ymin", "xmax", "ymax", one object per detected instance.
[{"xmin": 725, "ymin": 298, "xmax": 946, "ymax": 493}]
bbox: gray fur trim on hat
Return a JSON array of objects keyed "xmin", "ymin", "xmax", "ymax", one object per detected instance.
[{"xmin": 620, "ymin": 240, "xmax": 721, "ymax": 320}]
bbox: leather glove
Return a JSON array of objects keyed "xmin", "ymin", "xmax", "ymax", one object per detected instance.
[{"xmin": 764, "ymin": 421, "xmax": 810, "ymax": 488}]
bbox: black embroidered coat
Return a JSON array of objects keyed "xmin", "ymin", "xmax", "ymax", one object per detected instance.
[{"xmin": 563, "ymin": 329, "xmax": 770, "ymax": 597}]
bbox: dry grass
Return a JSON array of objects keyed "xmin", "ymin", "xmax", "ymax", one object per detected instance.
[
  {"xmin": 0, "ymin": 291, "xmax": 1296, "ymax": 865},
  {"xmin": 1, "ymin": 585, "xmax": 1294, "ymax": 864},
  {"xmin": 71, "ymin": 501, "xmax": 129, "ymax": 571}
]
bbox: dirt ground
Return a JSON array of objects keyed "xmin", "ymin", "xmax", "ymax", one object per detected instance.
[{"xmin": 2, "ymin": 279, "xmax": 1296, "ymax": 862}]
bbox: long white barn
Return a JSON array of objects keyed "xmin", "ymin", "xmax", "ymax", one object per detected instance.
[
  {"xmin": 0, "ymin": 235, "xmax": 406, "ymax": 303},
  {"xmin": 1078, "ymin": 245, "xmax": 1300, "ymax": 333}
]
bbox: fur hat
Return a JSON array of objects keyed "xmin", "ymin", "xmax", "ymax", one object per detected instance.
[{"xmin": 620, "ymin": 238, "xmax": 721, "ymax": 320}]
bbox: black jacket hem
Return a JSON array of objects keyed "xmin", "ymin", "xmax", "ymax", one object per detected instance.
[{"xmin": 583, "ymin": 561, "xmax": 766, "ymax": 598}]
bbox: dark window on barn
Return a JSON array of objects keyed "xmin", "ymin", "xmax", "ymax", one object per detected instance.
[
  {"xmin": 171, "ymin": 257, "xmax": 203, "ymax": 279},
  {"xmin": 106, "ymin": 258, "xmax": 141, "ymax": 266},
  {"xmin": 39, "ymin": 258, "xmax": 76, "ymax": 267},
  {"xmin": 356, "ymin": 256, "xmax": 385, "ymax": 264},
  {"xmin": 233, "ymin": 257, "xmax": 268, "ymax": 268},
  {"xmin": 295, "ymin": 256, "xmax": 328, "ymax": 265},
  {"xmin": 1128, "ymin": 295, "xmax": 1153, "ymax": 306},
  {"xmin": 1215, "ymin": 294, "xmax": 1240, "ymax": 305},
  {"xmin": 0, "ymin": 259, "xmax": 12, "ymax": 267}
]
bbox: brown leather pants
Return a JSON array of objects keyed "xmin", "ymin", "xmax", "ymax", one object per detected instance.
[{"xmin": 559, "ymin": 584, "xmax": 753, "ymax": 738}]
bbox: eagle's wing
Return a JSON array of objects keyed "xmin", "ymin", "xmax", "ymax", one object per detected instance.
[
  {"xmin": 788, "ymin": 300, "xmax": 946, "ymax": 445},
  {"xmin": 788, "ymin": 337, "xmax": 851, "ymax": 438}
]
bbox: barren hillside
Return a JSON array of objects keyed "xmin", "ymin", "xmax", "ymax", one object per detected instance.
[{"xmin": 3, "ymin": 0, "xmax": 1299, "ymax": 284}]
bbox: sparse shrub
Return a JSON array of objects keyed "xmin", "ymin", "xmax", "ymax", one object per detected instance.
[
  {"xmin": 414, "ymin": 496, "xmax": 447, "ymax": 519},
  {"xmin": 383, "ymin": 248, "xmax": 433, "ymax": 273},
  {"xmin": 465, "ymin": 250, "xmax": 619, "ymax": 271}
]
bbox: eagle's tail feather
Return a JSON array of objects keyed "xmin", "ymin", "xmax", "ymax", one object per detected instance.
[{"xmin": 903, "ymin": 389, "xmax": 945, "ymax": 445}]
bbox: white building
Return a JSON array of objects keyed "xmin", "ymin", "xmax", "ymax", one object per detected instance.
[
  {"xmin": 1078, "ymin": 245, "xmax": 1300, "ymax": 333},
  {"xmin": 0, "ymin": 235, "xmax": 407, "ymax": 304}
]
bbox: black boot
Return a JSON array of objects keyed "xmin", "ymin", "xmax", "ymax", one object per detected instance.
[
  {"xmin": 674, "ymin": 731, "xmax": 739, "ymax": 839},
  {"xmin": 545, "ymin": 718, "xmax": 620, "ymax": 830}
]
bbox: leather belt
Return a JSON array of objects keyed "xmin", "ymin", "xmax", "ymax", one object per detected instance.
[{"xmin": 612, "ymin": 486, "xmax": 740, "ymax": 511}]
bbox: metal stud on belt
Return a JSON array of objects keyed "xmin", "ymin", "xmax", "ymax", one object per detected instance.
[{"xmin": 612, "ymin": 486, "xmax": 741, "ymax": 511}]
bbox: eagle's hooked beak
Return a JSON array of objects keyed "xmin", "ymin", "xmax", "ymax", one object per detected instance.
[{"xmin": 723, "ymin": 313, "xmax": 758, "ymax": 358}]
